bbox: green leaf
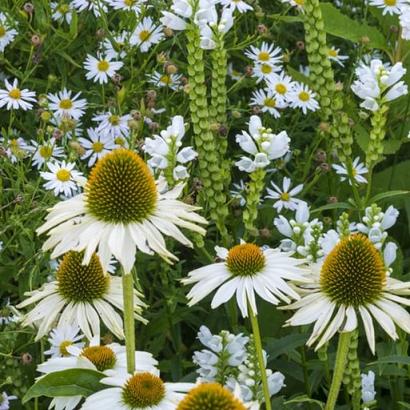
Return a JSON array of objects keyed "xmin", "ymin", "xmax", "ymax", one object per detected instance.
[
  {"xmin": 285, "ymin": 395, "xmax": 324, "ymax": 409},
  {"xmin": 368, "ymin": 190, "xmax": 410, "ymax": 204},
  {"xmin": 320, "ymin": 3, "xmax": 388, "ymax": 51},
  {"xmin": 265, "ymin": 334, "xmax": 307, "ymax": 361},
  {"xmin": 368, "ymin": 355, "xmax": 410, "ymax": 366},
  {"xmin": 22, "ymin": 369, "xmax": 105, "ymax": 403},
  {"xmin": 310, "ymin": 202, "xmax": 353, "ymax": 214},
  {"xmin": 398, "ymin": 402, "xmax": 410, "ymax": 409}
]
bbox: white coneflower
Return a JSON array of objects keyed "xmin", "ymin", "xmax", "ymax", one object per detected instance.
[
  {"xmin": 250, "ymin": 89, "xmax": 285, "ymax": 118},
  {"xmin": 288, "ymin": 83, "xmax": 319, "ymax": 114},
  {"xmin": 30, "ymin": 137, "xmax": 65, "ymax": 169},
  {"xmin": 265, "ymin": 177, "xmax": 306, "ymax": 212},
  {"xmin": 183, "ymin": 243, "xmax": 307, "ymax": 318},
  {"xmin": 17, "ymin": 251, "xmax": 147, "ymax": 340},
  {"xmin": 78, "ymin": 128, "xmax": 116, "ymax": 167},
  {"xmin": 40, "ymin": 160, "xmax": 84, "ymax": 197},
  {"xmin": 245, "ymin": 42, "xmax": 282, "ymax": 68},
  {"xmin": 50, "ymin": 2, "xmax": 73, "ymax": 24},
  {"xmin": 147, "ymin": 71, "xmax": 182, "ymax": 90},
  {"xmin": 283, "ymin": 234, "xmax": 410, "ymax": 354},
  {"xmin": 84, "ymin": 54, "xmax": 124, "ymax": 84},
  {"xmin": 130, "ymin": 17, "xmax": 164, "ymax": 53},
  {"xmin": 48, "ymin": 88, "xmax": 87, "ymax": 120},
  {"xmin": 0, "ymin": 12, "xmax": 17, "ymax": 52},
  {"xmin": 37, "ymin": 149, "xmax": 207, "ymax": 273},
  {"xmin": 93, "ymin": 111, "xmax": 131, "ymax": 138},
  {"xmin": 332, "ymin": 157, "xmax": 368, "ymax": 185},
  {"xmin": 44, "ymin": 325, "xmax": 84, "ymax": 358},
  {"xmin": 0, "ymin": 78, "xmax": 36, "ymax": 110},
  {"xmin": 81, "ymin": 370, "xmax": 193, "ymax": 410}
]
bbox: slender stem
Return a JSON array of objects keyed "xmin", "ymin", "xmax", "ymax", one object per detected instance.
[
  {"xmin": 249, "ymin": 305, "xmax": 272, "ymax": 410},
  {"xmin": 325, "ymin": 331, "xmax": 353, "ymax": 410},
  {"xmin": 122, "ymin": 271, "xmax": 135, "ymax": 373}
]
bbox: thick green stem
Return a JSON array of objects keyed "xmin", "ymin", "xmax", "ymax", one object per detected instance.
[
  {"xmin": 325, "ymin": 331, "xmax": 353, "ymax": 410},
  {"xmin": 122, "ymin": 271, "xmax": 135, "ymax": 373},
  {"xmin": 249, "ymin": 306, "xmax": 272, "ymax": 410}
]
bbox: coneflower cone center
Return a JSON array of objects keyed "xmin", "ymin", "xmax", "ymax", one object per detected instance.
[
  {"xmin": 320, "ymin": 234, "xmax": 386, "ymax": 306},
  {"xmin": 226, "ymin": 243, "xmax": 265, "ymax": 277},
  {"xmin": 81, "ymin": 346, "xmax": 116, "ymax": 372},
  {"xmin": 57, "ymin": 251, "xmax": 109, "ymax": 302},
  {"xmin": 177, "ymin": 383, "xmax": 247, "ymax": 410},
  {"xmin": 85, "ymin": 149, "xmax": 157, "ymax": 223},
  {"xmin": 122, "ymin": 372, "xmax": 165, "ymax": 407}
]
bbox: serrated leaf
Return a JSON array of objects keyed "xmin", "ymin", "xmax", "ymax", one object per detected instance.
[{"xmin": 22, "ymin": 369, "xmax": 105, "ymax": 404}]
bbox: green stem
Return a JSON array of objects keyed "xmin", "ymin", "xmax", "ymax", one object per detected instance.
[
  {"xmin": 122, "ymin": 271, "xmax": 135, "ymax": 373},
  {"xmin": 249, "ymin": 305, "xmax": 272, "ymax": 410},
  {"xmin": 325, "ymin": 331, "xmax": 353, "ymax": 410}
]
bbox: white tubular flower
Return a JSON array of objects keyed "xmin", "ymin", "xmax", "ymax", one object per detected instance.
[
  {"xmin": 361, "ymin": 371, "xmax": 376, "ymax": 403},
  {"xmin": 48, "ymin": 88, "xmax": 87, "ymax": 120},
  {"xmin": 36, "ymin": 149, "xmax": 207, "ymax": 273},
  {"xmin": 400, "ymin": 6, "xmax": 410, "ymax": 40},
  {"xmin": 17, "ymin": 251, "xmax": 146, "ymax": 341},
  {"xmin": 183, "ymin": 242, "xmax": 307, "ymax": 318},
  {"xmin": 283, "ymin": 234, "xmax": 410, "ymax": 354},
  {"xmin": 235, "ymin": 115, "xmax": 290, "ymax": 173},
  {"xmin": 0, "ymin": 12, "xmax": 17, "ymax": 52},
  {"xmin": 199, "ymin": 6, "xmax": 234, "ymax": 49}
]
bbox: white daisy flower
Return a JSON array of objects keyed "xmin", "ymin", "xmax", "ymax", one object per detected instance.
[
  {"xmin": 327, "ymin": 46, "xmax": 349, "ymax": 67},
  {"xmin": 400, "ymin": 6, "xmax": 410, "ymax": 40},
  {"xmin": 332, "ymin": 157, "xmax": 368, "ymax": 185},
  {"xmin": 36, "ymin": 149, "xmax": 207, "ymax": 273},
  {"xmin": 281, "ymin": 0, "xmax": 305, "ymax": 9},
  {"xmin": 84, "ymin": 54, "xmax": 124, "ymax": 84},
  {"xmin": 0, "ymin": 78, "xmax": 36, "ymax": 111},
  {"xmin": 78, "ymin": 129, "xmax": 116, "ymax": 167},
  {"xmin": 93, "ymin": 112, "xmax": 131, "ymax": 138},
  {"xmin": 101, "ymin": 31, "xmax": 128, "ymax": 60},
  {"xmin": 368, "ymin": 0, "xmax": 406, "ymax": 15},
  {"xmin": 44, "ymin": 325, "xmax": 84, "ymax": 358},
  {"xmin": 0, "ymin": 12, "xmax": 17, "ymax": 52},
  {"xmin": 81, "ymin": 370, "xmax": 193, "ymax": 410},
  {"xmin": 265, "ymin": 177, "xmax": 306, "ymax": 213},
  {"xmin": 40, "ymin": 161, "xmax": 84, "ymax": 197},
  {"xmin": 288, "ymin": 83, "xmax": 319, "ymax": 114},
  {"xmin": 245, "ymin": 42, "xmax": 282, "ymax": 68},
  {"xmin": 30, "ymin": 137, "xmax": 65, "ymax": 169},
  {"xmin": 50, "ymin": 2, "xmax": 73, "ymax": 24},
  {"xmin": 130, "ymin": 17, "xmax": 164, "ymax": 53},
  {"xmin": 71, "ymin": 0, "xmax": 108, "ymax": 16},
  {"xmin": 106, "ymin": 0, "xmax": 145, "ymax": 13},
  {"xmin": 219, "ymin": 0, "xmax": 253, "ymax": 13},
  {"xmin": 282, "ymin": 234, "xmax": 410, "ymax": 354},
  {"xmin": 183, "ymin": 242, "xmax": 307, "ymax": 318},
  {"xmin": 266, "ymin": 71, "xmax": 295, "ymax": 104},
  {"xmin": 17, "ymin": 251, "xmax": 147, "ymax": 341},
  {"xmin": 230, "ymin": 180, "xmax": 247, "ymax": 207},
  {"xmin": 228, "ymin": 63, "xmax": 242, "ymax": 81},
  {"xmin": 147, "ymin": 71, "xmax": 183, "ymax": 90},
  {"xmin": 252, "ymin": 63, "xmax": 278, "ymax": 83},
  {"xmin": 48, "ymin": 88, "xmax": 87, "ymax": 120},
  {"xmin": 51, "ymin": 116, "xmax": 83, "ymax": 139},
  {"xmin": 0, "ymin": 136, "xmax": 30, "ymax": 163},
  {"xmin": 112, "ymin": 134, "xmax": 130, "ymax": 149},
  {"xmin": 250, "ymin": 89, "xmax": 285, "ymax": 118}
]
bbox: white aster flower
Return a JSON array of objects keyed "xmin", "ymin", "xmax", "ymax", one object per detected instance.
[
  {"xmin": 106, "ymin": 0, "xmax": 145, "ymax": 13},
  {"xmin": 332, "ymin": 157, "xmax": 368, "ymax": 185},
  {"xmin": 283, "ymin": 234, "xmax": 410, "ymax": 354},
  {"xmin": 265, "ymin": 177, "xmax": 306, "ymax": 212},
  {"xmin": 44, "ymin": 325, "xmax": 84, "ymax": 358},
  {"xmin": 183, "ymin": 242, "xmax": 307, "ymax": 318},
  {"xmin": 0, "ymin": 12, "xmax": 17, "ymax": 52},
  {"xmin": 252, "ymin": 63, "xmax": 279, "ymax": 83},
  {"xmin": 147, "ymin": 71, "xmax": 183, "ymax": 90},
  {"xmin": 71, "ymin": 0, "xmax": 108, "ymax": 16},
  {"xmin": 250, "ymin": 89, "xmax": 286, "ymax": 118},
  {"xmin": 51, "ymin": 2, "xmax": 73, "ymax": 24},
  {"xmin": 266, "ymin": 71, "xmax": 295, "ymax": 104},
  {"xmin": 101, "ymin": 31, "xmax": 129, "ymax": 60},
  {"xmin": 281, "ymin": 0, "xmax": 305, "ymax": 9},
  {"xmin": 82, "ymin": 370, "xmax": 193, "ymax": 410},
  {"xmin": 0, "ymin": 78, "xmax": 36, "ymax": 111},
  {"xmin": 130, "ymin": 17, "xmax": 164, "ymax": 52},
  {"xmin": 79, "ymin": 128, "xmax": 116, "ymax": 167},
  {"xmin": 93, "ymin": 112, "xmax": 131, "ymax": 138},
  {"xmin": 327, "ymin": 46, "xmax": 349, "ymax": 67},
  {"xmin": 220, "ymin": 0, "xmax": 253, "ymax": 13},
  {"xmin": 36, "ymin": 149, "xmax": 207, "ymax": 273},
  {"xmin": 40, "ymin": 161, "xmax": 84, "ymax": 197},
  {"xmin": 0, "ymin": 136, "xmax": 30, "ymax": 163},
  {"xmin": 84, "ymin": 54, "xmax": 124, "ymax": 84},
  {"xmin": 48, "ymin": 88, "xmax": 87, "ymax": 120},
  {"xmin": 17, "ymin": 251, "xmax": 146, "ymax": 341},
  {"xmin": 368, "ymin": 0, "xmax": 407, "ymax": 15},
  {"xmin": 230, "ymin": 180, "xmax": 247, "ymax": 206},
  {"xmin": 30, "ymin": 137, "xmax": 65, "ymax": 169},
  {"xmin": 288, "ymin": 83, "xmax": 319, "ymax": 114},
  {"xmin": 245, "ymin": 42, "xmax": 282, "ymax": 68},
  {"xmin": 400, "ymin": 6, "xmax": 410, "ymax": 40}
]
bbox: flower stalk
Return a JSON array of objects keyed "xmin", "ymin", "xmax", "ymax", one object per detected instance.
[
  {"xmin": 122, "ymin": 269, "xmax": 136, "ymax": 373},
  {"xmin": 366, "ymin": 102, "xmax": 389, "ymax": 168}
]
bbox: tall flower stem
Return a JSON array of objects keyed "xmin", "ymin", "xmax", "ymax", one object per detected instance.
[
  {"xmin": 325, "ymin": 331, "xmax": 353, "ymax": 410},
  {"xmin": 249, "ymin": 305, "xmax": 272, "ymax": 410},
  {"xmin": 122, "ymin": 270, "xmax": 135, "ymax": 373}
]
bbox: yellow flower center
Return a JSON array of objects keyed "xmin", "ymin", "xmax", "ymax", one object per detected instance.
[
  {"xmin": 57, "ymin": 251, "xmax": 109, "ymax": 302},
  {"xmin": 260, "ymin": 64, "xmax": 273, "ymax": 75},
  {"xmin": 0, "ymin": 26, "xmax": 6, "ymax": 37},
  {"xmin": 92, "ymin": 141, "xmax": 104, "ymax": 153},
  {"xmin": 58, "ymin": 4, "xmax": 70, "ymax": 13},
  {"xmin": 275, "ymin": 83, "xmax": 287, "ymax": 94},
  {"xmin": 139, "ymin": 30, "xmax": 151, "ymax": 42},
  {"xmin": 177, "ymin": 383, "xmax": 247, "ymax": 410},
  {"xmin": 295, "ymin": 0, "xmax": 304, "ymax": 5},
  {"xmin": 328, "ymin": 49, "xmax": 338, "ymax": 58},
  {"xmin": 159, "ymin": 75, "xmax": 171, "ymax": 85},
  {"xmin": 8, "ymin": 88, "xmax": 21, "ymax": 100},
  {"xmin": 81, "ymin": 346, "xmax": 116, "ymax": 372},
  {"xmin": 85, "ymin": 149, "xmax": 158, "ymax": 224},
  {"xmin": 258, "ymin": 51, "xmax": 270, "ymax": 62},
  {"xmin": 59, "ymin": 340, "xmax": 73, "ymax": 356},
  {"xmin": 264, "ymin": 97, "xmax": 276, "ymax": 108},
  {"xmin": 122, "ymin": 373, "xmax": 166, "ymax": 408},
  {"xmin": 97, "ymin": 60, "xmax": 110, "ymax": 72},
  {"xmin": 59, "ymin": 99, "xmax": 73, "ymax": 109},
  {"xmin": 56, "ymin": 169, "xmax": 71, "ymax": 182},
  {"xmin": 39, "ymin": 145, "xmax": 53, "ymax": 159},
  {"xmin": 226, "ymin": 243, "xmax": 265, "ymax": 277},
  {"xmin": 109, "ymin": 115, "xmax": 120, "ymax": 125},
  {"xmin": 280, "ymin": 192, "xmax": 290, "ymax": 201},
  {"xmin": 298, "ymin": 91, "xmax": 310, "ymax": 102},
  {"xmin": 114, "ymin": 136, "xmax": 125, "ymax": 146},
  {"xmin": 320, "ymin": 234, "xmax": 386, "ymax": 306},
  {"xmin": 124, "ymin": 0, "xmax": 136, "ymax": 5},
  {"xmin": 384, "ymin": 0, "xmax": 396, "ymax": 5}
]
